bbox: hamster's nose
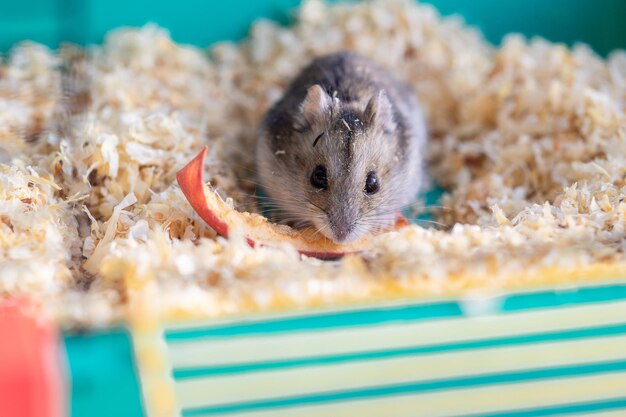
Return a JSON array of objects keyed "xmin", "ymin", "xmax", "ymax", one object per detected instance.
[{"xmin": 332, "ymin": 223, "xmax": 355, "ymax": 244}]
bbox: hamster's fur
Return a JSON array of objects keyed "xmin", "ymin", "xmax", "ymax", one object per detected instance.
[{"xmin": 257, "ymin": 52, "xmax": 427, "ymax": 243}]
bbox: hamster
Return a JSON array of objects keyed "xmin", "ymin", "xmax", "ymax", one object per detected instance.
[{"xmin": 256, "ymin": 51, "xmax": 427, "ymax": 244}]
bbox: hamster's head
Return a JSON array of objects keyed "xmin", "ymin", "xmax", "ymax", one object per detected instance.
[{"xmin": 259, "ymin": 84, "xmax": 414, "ymax": 244}]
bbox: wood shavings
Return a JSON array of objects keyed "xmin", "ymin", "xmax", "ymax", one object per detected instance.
[
  {"xmin": 0, "ymin": 0, "xmax": 625, "ymax": 326},
  {"xmin": 83, "ymin": 192, "xmax": 137, "ymax": 275}
]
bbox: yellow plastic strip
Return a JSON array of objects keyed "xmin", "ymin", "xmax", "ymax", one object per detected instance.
[
  {"xmin": 213, "ymin": 374, "xmax": 626, "ymax": 417},
  {"xmin": 175, "ymin": 335, "xmax": 626, "ymax": 409},
  {"xmin": 168, "ymin": 300, "xmax": 626, "ymax": 369}
]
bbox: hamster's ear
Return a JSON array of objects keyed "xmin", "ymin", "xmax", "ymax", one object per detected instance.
[
  {"xmin": 301, "ymin": 84, "xmax": 332, "ymax": 126},
  {"xmin": 365, "ymin": 90, "xmax": 395, "ymax": 132}
]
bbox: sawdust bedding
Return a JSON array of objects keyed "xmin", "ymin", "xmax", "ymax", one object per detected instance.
[{"xmin": 1, "ymin": 0, "xmax": 625, "ymax": 326}]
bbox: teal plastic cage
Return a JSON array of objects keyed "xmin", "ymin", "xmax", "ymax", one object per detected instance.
[{"xmin": 1, "ymin": 0, "xmax": 625, "ymax": 55}]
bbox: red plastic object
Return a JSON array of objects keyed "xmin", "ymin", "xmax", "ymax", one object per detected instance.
[{"xmin": 0, "ymin": 299, "xmax": 65, "ymax": 417}]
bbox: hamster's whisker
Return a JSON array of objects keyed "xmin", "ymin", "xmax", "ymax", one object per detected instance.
[
  {"xmin": 393, "ymin": 201, "xmax": 453, "ymax": 214},
  {"xmin": 403, "ymin": 218, "xmax": 447, "ymax": 228},
  {"xmin": 418, "ymin": 205, "xmax": 453, "ymax": 211},
  {"xmin": 356, "ymin": 219, "xmax": 393, "ymax": 230},
  {"xmin": 252, "ymin": 195, "xmax": 279, "ymax": 200},
  {"xmin": 307, "ymin": 201, "xmax": 329, "ymax": 216},
  {"xmin": 312, "ymin": 222, "xmax": 330, "ymax": 238},
  {"xmin": 355, "ymin": 204, "xmax": 387, "ymax": 222},
  {"xmin": 265, "ymin": 208, "xmax": 316, "ymax": 216},
  {"xmin": 260, "ymin": 198, "xmax": 307, "ymax": 206}
]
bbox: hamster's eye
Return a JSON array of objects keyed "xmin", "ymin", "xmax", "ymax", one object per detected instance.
[
  {"xmin": 310, "ymin": 165, "xmax": 328, "ymax": 190},
  {"xmin": 365, "ymin": 171, "xmax": 379, "ymax": 194}
]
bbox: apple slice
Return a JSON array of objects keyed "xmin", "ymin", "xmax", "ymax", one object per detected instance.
[{"xmin": 176, "ymin": 147, "xmax": 408, "ymax": 259}]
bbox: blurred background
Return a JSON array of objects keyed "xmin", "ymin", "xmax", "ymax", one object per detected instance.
[{"xmin": 0, "ymin": 0, "xmax": 625, "ymax": 55}]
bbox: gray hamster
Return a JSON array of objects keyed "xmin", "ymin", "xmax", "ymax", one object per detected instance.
[{"xmin": 256, "ymin": 51, "xmax": 427, "ymax": 244}]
